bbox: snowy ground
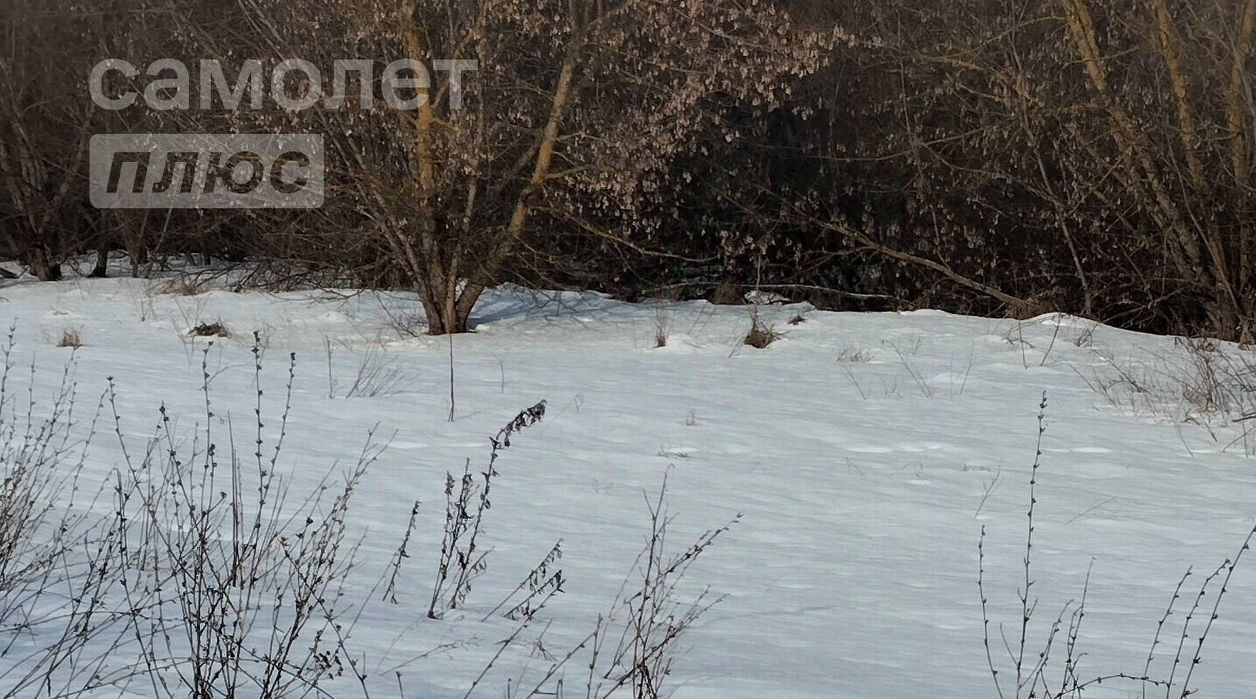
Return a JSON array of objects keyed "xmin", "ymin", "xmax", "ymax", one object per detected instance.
[{"xmin": 1, "ymin": 271, "xmax": 1255, "ymax": 698}]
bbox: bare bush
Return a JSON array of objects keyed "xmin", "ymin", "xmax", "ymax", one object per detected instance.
[
  {"xmin": 330, "ymin": 344, "xmax": 415, "ymax": 399},
  {"xmin": 836, "ymin": 346, "xmax": 870, "ymax": 363},
  {"xmin": 743, "ymin": 312, "xmax": 781, "ymax": 349},
  {"xmin": 0, "ymin": 333, "xmax": 386, "ymax": 698},
  {"xmin": 156, "ymin": 276, "xmax": 209, "ymax": 297},
  {"xmin": 54, "ymin": 328, "xmax": 82, "ymax": 348},
  {"xmin": 653, "ymin": 306, "xmax": 671, "ymax": 349},
  {"xmin": 0, "ymin": 333, "xmax": 735, "ymax": 698},
  {"xmin": 514, "ymin": 475, "xmax": 739, "ymax": 699},
  {"xmin": 0, "ymin": 331, "xmax": 93, "ymax": 632},
  {"xmin": 482, "ymin": 541, "xmax": 565, "ymax": 623},
  {"xmin": 1078, "ymin": 339, "xmax": 1256, "ymax": 430},
  {"xmin": 428, "ymin": 401, "xmax": 548, "ymax": 618},
  {"xmin": 0, "ymin": 335, "xmax": 142, "ymax": 697},
  {"xmin": 108, "ymin": 339, "xmax": 384, "ymax": 698},
  {"xmin": 592, "ymin": 481, "xmax": 738, "ymax": 699},
  {"xmin": 798, "ymin": 0, "xmax": 1256, "ymax": 339},
  {"xmin": 188, "ymin": 320, "xmax": 230, "ymax": 338},
  {"xmin": 980, "ymin": 394, "xmax": 1256, "ymax": 698}
]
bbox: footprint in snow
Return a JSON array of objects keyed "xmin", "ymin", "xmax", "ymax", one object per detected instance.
[
  {"xmin": 899, "ymin": 442, "xmax": 948, "ymax": 453},
  {"xmin": 846, "ymin": 445, "xmax": 893, "ymax": 454}
]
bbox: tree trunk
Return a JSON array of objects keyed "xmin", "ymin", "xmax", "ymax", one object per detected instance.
[
  {"xmin": 127, "ymin": 239, "xmax": 149, "ymax": 278},
  {"xmin": 420, "ymin": 279, "xmax": 480, "ymax": 335},
  {"xmin": 89, "ymin": 246, "xmax": 109, "ymax": 278},
  {"xmin": 425, "ymin": 308, "xmax": 471, "ymax": 335},
  {"xmin": 27, "ymin": 252, "xmax": 62, "ymax": 281}
]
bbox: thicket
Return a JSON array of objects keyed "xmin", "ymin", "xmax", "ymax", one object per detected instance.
[{"xmin": 5, "ymin": 0, "xmax": 1255, "ymax": 339}]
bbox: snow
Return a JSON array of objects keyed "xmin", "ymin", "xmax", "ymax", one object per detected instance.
[{"xmin": 1, "ymin": 273, "xmax": 1255, "ymax": 697}]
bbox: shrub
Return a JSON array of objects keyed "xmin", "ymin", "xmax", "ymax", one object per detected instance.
[
  {"xmin": 509, "ymin": 474, "xmax": 739, "ymax": 698},
  {"xmin": 0, "ymin": 332, "xmax": 92, "ymax": 629},
  {"xmin": 743, "ymin": 312, "xmax": 780, "ymax": 349},
  {"xmin": 837, "ymin": 346, "xmax": 870, "ymax": 362},
  {"xmin": 0, "ymin": 333, "xmax": 131, "ymax": 698},
  {"xmin": 110, "ymin": 340, "xmax": 381, "ymax": 698},
  {"xmin": 428, "ymin": 401, "xmax": 547, "ymax": 618},
  {"xmin": 980, "ymin": 394, "xmax": 1256, "ymax": 698},
  {"xmin": 653, "ymin": 306, "xmax": 670, "ymax": 348},
  {"xmin": 157, "ymin": 276, "xmax": 209, "ymax": 296},
  {"xmin": 709, "ymin": 283, "xmax": 744, "ymax": 306},
  {"xmin": 0, "ymin": 334, "xmax": 380, "ymax": 697},
  {"xmin": 189, "ymin": 320, "xmax": 230, "ymax": 338},
  {"xmin": 0, "ymin": 333, "xmax": 730, "ymax": 698},
  {"xmin": 326, "ymin": 341, "xmax": 416, "ymax": 399},
  {"xmin": 54, "ymin": 328, "xmax": 82, "ymax": 348}
]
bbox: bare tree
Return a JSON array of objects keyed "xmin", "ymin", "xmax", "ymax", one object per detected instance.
[
  {"xmin": 0, "ymin": 0, "xmax": 100, "ymax": 281},
  {"xmin": 751, "ymin": 0, "xmax": 1256, "ymax": 338},
  {"xmin": 212, "ymin": 0, "xmax": 846, "ymax": 333}
]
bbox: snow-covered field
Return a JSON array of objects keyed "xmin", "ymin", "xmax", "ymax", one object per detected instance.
[{"xmin": 1, "ymin": 272, "xmax": 1254, "ymax": 698}]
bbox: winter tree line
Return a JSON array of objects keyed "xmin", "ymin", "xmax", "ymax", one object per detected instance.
[{"xmin": 2, "ymin": 0, "xmax": 1255, "ymax": 339}]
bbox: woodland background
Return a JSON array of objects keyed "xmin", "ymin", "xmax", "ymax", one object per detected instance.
[{"xmin": 3, "ymin": 0, "xmax": 1256, "ymax": 339}]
